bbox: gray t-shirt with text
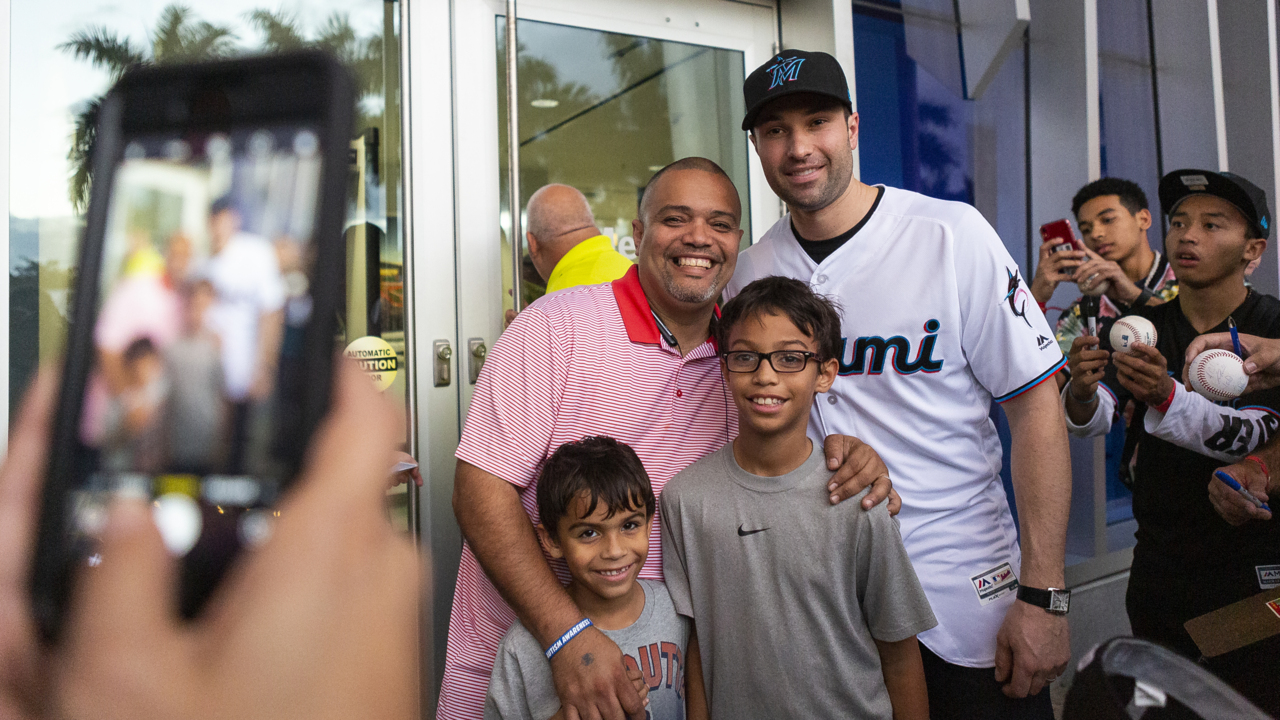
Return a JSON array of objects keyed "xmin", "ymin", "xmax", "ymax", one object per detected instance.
[
  {"xmin": 660, "ymin": 443, "xmax": 936, "ymax": 719},
  {"xmin": 484, "ymin": 579, "xmax": 690, "ymax": 720}
]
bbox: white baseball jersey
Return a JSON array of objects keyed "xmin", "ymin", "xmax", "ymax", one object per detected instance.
[{"xmin": 726, "ymin": 186, "xmax": 1066, "ymax": 667}]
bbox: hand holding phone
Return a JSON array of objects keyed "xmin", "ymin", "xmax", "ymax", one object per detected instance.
[
  {"xmin": 1040, "ymin": 219, "xmax": 1083, "ymax": 255},
  {"xmin": 1030, "ymin": 219, "xmax": 1086, "ymax": 303},
  {"xmin": 31, "ymin": 52, "xmax": 354, "ymax": 641}
]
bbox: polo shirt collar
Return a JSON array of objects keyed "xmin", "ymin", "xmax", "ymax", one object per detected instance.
[{"xmin": 611, "ymin": 265, "xmax": 720, "ymax": 349}]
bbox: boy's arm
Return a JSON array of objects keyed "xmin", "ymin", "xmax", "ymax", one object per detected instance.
[
  {"xmin": 874, "ymin": 637, "xmax": 929, "ymax": 720},
  {"xmin": 685, "ymin": 624, "xmax": 708, "ymax": 720}
]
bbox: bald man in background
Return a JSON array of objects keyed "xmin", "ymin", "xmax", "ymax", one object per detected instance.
[
  {"xmin": 527, "ymin": 184, "xmax": 632, "ymax": 292},
  {"xmin": 506, "ymin": 184, "xmax": 633, "ymax": 326}
]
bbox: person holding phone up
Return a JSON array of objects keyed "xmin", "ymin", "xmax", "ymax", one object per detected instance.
[{"xmin": 1030, "ymin": 178, "xmax": 1176, "ymax": 361}]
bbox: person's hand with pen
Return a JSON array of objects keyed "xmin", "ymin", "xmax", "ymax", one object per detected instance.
[
  {"xmin": 1184, "ymin": 330, "xmax": 1280, "ymax": 393},
  {"xmin": 1210, "ymin": 455, "xmax": 1273, "ymax": 525}
]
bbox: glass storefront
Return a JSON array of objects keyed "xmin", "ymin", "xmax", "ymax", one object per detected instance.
[
  {"xmin": 9, "ymin": 0, "xmax": 408, "ymax": 523},
  {"xmin": 495, "ymin": 18, "xmax": 749, "ymax": 308}
]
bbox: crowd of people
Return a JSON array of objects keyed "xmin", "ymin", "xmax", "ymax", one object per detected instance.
[{"xmin": 0, "ymin": 47, "xmax": 1278, "ymax": 720}]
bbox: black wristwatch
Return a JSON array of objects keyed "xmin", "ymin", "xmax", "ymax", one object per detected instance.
[{"xmin": 1016, "ymin": 585, "xmax": 1071, "ymax": 615}]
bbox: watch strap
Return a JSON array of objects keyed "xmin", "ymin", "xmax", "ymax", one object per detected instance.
[{"xmin": 1017, "ymin": 585, "xmax": 1070, "ymax": 614}]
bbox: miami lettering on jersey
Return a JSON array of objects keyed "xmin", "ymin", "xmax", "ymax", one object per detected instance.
[
  {"xmin": 622, "ymin": 641, "xmax": 685, "ymax": 699},
  {"xmin": 838, "ymin": 319, "xmax": 944, "ymax": 376}
]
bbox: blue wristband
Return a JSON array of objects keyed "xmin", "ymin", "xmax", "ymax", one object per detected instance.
[{"xmin": 544, "ymin": 618, "xmax": 593, "ymax": 660}]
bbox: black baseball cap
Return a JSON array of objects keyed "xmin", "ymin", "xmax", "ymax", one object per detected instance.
[
  {"xmin": 742, "ymin": 50, "xmax": 853, "ymax": 131},
  {"xmin": 1159, "ymin": 169, "xmax": 1272, "ymax": 239}
]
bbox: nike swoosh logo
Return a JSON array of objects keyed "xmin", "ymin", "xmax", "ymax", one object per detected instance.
[{"xmin": 737, "ymin": 525, "xmax": 769, "ymax": 536}]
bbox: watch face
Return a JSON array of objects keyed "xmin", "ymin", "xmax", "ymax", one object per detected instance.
[{"xmin": 1048, "ymin": 590, "xmax": 1071, "ymax": 614}]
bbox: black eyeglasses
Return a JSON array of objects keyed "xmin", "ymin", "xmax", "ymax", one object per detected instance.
[{"xmin": 721, "ymin": 350, "xmax": 818, "ymax": 373}]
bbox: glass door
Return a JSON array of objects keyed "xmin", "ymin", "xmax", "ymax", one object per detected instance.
[
  {"xmin": 453, "ymin": 0, "xmax": 778, "ymax": 408},
  {"xmin": 496, "ymin": 18, "xmax": 755, "ymax": 308}
]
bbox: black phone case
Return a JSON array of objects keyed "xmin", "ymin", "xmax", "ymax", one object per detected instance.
[{"xmin": 30, "ymin": 51, "xmax": 355, "ymax": 642}]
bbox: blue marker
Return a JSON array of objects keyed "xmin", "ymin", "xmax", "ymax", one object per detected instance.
[
  {"xmin": 1229, "ymin": 317, "xmax": 1242, "ymax": 357},
  {"xmin": 1213, "ymin": 470, "xmax": 1271, "ymax": 511}
]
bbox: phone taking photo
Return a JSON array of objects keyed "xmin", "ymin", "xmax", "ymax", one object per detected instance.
[
  {"xmin": 1040, "ymin": 218, "xmax": 1083, "ymax": 254},
  {"xmin": 30, "ymin": 52, "xmax": 354, "ymax": 641}
]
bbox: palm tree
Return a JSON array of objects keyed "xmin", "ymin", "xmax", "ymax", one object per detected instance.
[
  {"xmin": 247, "ymin": 9, "xmax": 385, "ymax": 116},
  {"xmin": 59, "ymin": 5, "xmax": 238, "ymax": 212},
  {"xmin": 60, "ymin": 5, "xmax": 386, "ymax": 213}
]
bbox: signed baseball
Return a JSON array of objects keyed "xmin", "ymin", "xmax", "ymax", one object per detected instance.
[
  {"xmin": 1188, "ymin": 349, "xmax": 1248, "ymax": 402},
  {"xmin": 1110, "ymin": 316, "xmax": 1157, "ymax": 353}
]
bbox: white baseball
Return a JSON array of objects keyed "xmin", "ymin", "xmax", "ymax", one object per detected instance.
[
  {"xmin": 1188, "ymin": 350, "xmax": 1248, "ymax": 402},
  {"xmin": 1079, "ymin": 274, "xmax": 1111, "ymax": 297},
  {"xmin": 1109, "ymin": 316, "xmax": 1157, "ymax": 353}
]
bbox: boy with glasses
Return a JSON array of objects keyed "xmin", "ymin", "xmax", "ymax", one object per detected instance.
[{"xmin": 660, "ymin": 276, "xmax": 935, "ymax": 719}]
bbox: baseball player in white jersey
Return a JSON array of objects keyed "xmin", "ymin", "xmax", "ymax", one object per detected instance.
[{"xmin": 727, "ymin": 50, "xmax": 1073, "ymax": 719}]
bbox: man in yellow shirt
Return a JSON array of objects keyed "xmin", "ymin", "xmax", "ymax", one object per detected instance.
[{"xmin": 526, "ymin": 184, "xmax": 633, "ymax": 293}]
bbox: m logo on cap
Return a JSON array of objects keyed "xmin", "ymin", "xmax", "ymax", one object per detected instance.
[{"xmin": 766, "ymin": 56, "xmax": 805, "ymax": 89}]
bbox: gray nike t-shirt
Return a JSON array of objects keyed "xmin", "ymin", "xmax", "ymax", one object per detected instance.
[
  {"xmin": 660, "ymin": 442, "xmax": 936, "ymax": 719},
  {"xmin": 484, "ymin": 579, "xmax": 690, "ymax": 720}
]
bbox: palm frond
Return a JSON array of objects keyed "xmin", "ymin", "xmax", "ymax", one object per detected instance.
[
  {"xmin": 56, "ymin": 28, "xmax": 146, "ymax": 79},
  {"xmin": 245, "ymin": 9, "xmax": 305, "ymax": 52},
  {"xmin": 151, "ymin": 4, "xmax": 193, "ymax": 61},
  {"xmin": 67, "ymin": 98, "xmax": 101, "ymax": 212}
]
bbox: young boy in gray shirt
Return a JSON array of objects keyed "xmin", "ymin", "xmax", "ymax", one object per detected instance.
[
  {"xmin": 486, "ymin": 436, "xmax": 703, "ymax": 720},
  {"xmin": 660, "ymin": 277, "xmax": 937, "ymax": 719}
]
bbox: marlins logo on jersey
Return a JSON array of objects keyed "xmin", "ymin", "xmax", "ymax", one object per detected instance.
[{"xmin": 1004, "ymin": 268, "xmax": 1032, "ymax": 327}]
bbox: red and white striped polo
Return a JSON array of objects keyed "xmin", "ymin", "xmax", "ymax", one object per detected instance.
[{"xmin": 438, "ymin": 266, "xmax": 734, "ymax": 719}]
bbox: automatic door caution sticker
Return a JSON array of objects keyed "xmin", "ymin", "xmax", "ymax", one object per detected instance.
[{"xmin": 344, "ymin": 336, "xmax": 398, "ymax": 391}]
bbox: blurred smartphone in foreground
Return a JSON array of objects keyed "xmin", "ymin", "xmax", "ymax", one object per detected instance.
[{"xmin": 30, "ymin": 52, "xmax": 354, "ymax": 641}]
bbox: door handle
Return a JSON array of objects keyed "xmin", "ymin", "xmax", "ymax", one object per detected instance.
[
  {"xmin": 433, "ymin": 340, "xmax": 453, "ymax": 387},
  {"xmin": 468, "ymin": 338, "xmax": 488, "ymax": 385}
]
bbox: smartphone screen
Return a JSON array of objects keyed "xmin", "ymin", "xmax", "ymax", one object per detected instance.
[{"xmin": 68, "ymin": 123, "xmax": 325, "ymax": 614}]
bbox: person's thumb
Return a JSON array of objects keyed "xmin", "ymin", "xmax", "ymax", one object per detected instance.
[{"xmin": 66, "ymin": 496, "xmax": 181, "ymax": 655}]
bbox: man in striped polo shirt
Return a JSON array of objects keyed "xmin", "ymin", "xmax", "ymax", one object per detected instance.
[{"xmin": 439, "ymin": 157, "xmax": 895, "ymax": 720}]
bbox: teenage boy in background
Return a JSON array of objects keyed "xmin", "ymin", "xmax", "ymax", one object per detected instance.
[
  {"xmin": 1029, "ymin": 178, "xmax": 1177, "ymax": 356},
  {"xmin": 662, "ymin": 277, "xmax": 934, "ymax": 719},
  {"xmin": 728, "ymin": 50, "xmax": 1071, "ymax": 719},
  {"xmin": 486, "ymin": 436, "xmax": 700, "ymax": 720},
  {"xmin": 1063, "ymin": 169, "xmax": 1280, "ymax": 714}
]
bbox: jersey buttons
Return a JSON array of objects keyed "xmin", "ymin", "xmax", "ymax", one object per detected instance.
[
  {"xmin": 816, "ymin": 274, "xmax": 829, "ymax": 284},
  {"xmin": 827, "ymin": 396, "xmax": 837, "ymax": 404}
]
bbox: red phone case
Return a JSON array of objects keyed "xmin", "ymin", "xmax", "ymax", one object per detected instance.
[{"xmin": 1040, "ymin": 219, "xmax": 1081, "ymax": 252}]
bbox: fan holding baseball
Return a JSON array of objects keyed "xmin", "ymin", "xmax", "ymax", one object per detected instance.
[{"xmin": 1060, "ymin": 169, "xmax": 1280, "ymax": 714}]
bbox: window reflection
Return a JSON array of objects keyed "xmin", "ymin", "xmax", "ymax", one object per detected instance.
[
  {"xmin": 9, "ymin": 1, "xmax": 405, "ymax": 426},
  {"xmin": 11, "ymin": 0, "xmax": 407, "ymax": 528},
  {"xmin": 496, "ymin": 19, "xmax": 748, "ymax": 308}
]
